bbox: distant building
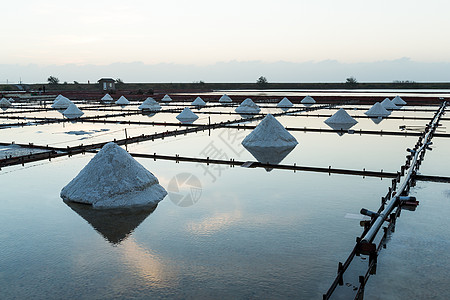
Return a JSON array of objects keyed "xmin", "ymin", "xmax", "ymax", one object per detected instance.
[{"xmin": 98, "ymin": 78, "xmax": 116, "ymax": 91}]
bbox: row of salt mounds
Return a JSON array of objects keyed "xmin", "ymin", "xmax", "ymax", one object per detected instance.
[
  {"xmin": 101, "ymin": 93, "xmax": 114, "ymax": 103},
  {"xmin": 63, "ymin": 103, "xmax": 84, "ymax": 119},
  {"xmin": 392, "ymin": 95, "xmax": 407, "ymax": 106},
  {"xmin": 365, "ymin": 102, "xmax": 390, "ymax": 117},
  {"xmin": 381, "ymin": 98, "xmax": 398, "ymax": 110},
  {"xmin": 191, "ymin": 96, "xmax": 206, "ymax": 106},
  {"xmin": 242, "ymin": 114, "xmax": 298, "ymax": 169},
  {"xmin": 176, "ymin": 107, "xmax": 198, "ymax": 123},
  {"xmin": 139, "ymin": 97, "xmax": 161, "ymax": 111},
  {"xmin": 277, "ymin": 97, "xmax": 293, "ymax": 108},
  {"xmin": 235, "ymin": 98, "xmax": 261, "ymax": 114},
  {"xmin": 219, "ymin": 94, "xmax": 232, "ymax": 103},
  {"xmin": 161, "ymin": 94, "xmax": 172, "ymax": 102},
  {"xmin": 61, "ymin": 142, "xmax": 167, "ymax": 208},
  {"xmin": 0, "ymin": 97, "xmax": 12, "ymax": 108},
  {"xmin": 301, "ymin": 95, "xmax": 316, "ymax": 104},
  {"xmin": 324, "ymin": 108, "xmax": 358, "ymax": 135},
  {"xmin": 115, "ymin": 95, "xmax": 130, "ymax": 105},
  {"xmin": 52, "ymin": 95, "xmax": 73, "ymax": 110}
]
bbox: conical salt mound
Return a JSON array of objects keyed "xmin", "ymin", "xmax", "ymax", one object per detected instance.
[
  {"xmin": 115, "ymin": 95, "xmax": 129, "ymax": 105},
  {"xmin": 325, "ymin": 108, "xmax": 358, "ymax": 125},
  {"xmin": 219, "ymin": 94, "xmax": 232, "ymax": 103},
  {"xmin": 61, "ymin": 142, "xmax": 167, "ymax": 208},
  {"xmin": 139, "ymin": 97, "xmax": 161, "ymax": 111},
  {"xmin": 52, "ymin": 97, "xmax": 72, "ymax": 109},
  {"xmin": 381, "ymin": 98, "xmax": 398, "ymax": 110},
  {"xmin": 392, "ymin": 95, "xmax": 407, "ymax": 106},
  {"xmin": 235, "ymin": 98, "xmax": 261, "ymax": 114},
  {"xmin": 365, "ymin": 102, "xmax": 390, "ymax": 117},
  {"xmin": 277, "ymin": 97, "xmax": 293, "ymax": 108},
  {"xmin": 176, "ymin": 107, "xmax": 199, "ymax": 123},
  {"xmin": 242, "ymin": 114, "xmax": 298, "ymax": 148},
  {"xmin": 101, "ymin": 93, "xmax": 113, "ymax": 102},
  {"xmin": 53, "ymin": 94, "xmax": 70, "ymax": 104},
  {"xmin": 63, "ymin": 103, "xmax": 84, "ymax": 119},
  {"xmin": 191, "ymin": 96, "xmax": 206, "ymax": 106},
  {"xmin": 301, "ymin": 95, "xmax": 316, "ymax": 104},
  {"xmin": 0, "ymin": 97, "xmax": 12, "ymax": 108},
  {"xmin": 161, "ymin": 94, "xmax": 172, "ymax": 102},
  {"xmin": 8, "ymin": 97, "xmax": 15, "ymax": 103}
]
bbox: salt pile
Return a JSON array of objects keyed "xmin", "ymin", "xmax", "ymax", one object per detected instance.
[
  {"xmin": 53, "ymin": 94, "xmax": 70, "ymax": 104},
  {"xmin": 0, "ymin": 97, "xmax": 12, "ymax": 108},
  {"xmin": 52, "ymin": 96, "xmax": 72, "ymax": 110},
  {"xmin": 392, "ymin": 95, "xmax": 407, "ymax": 106},
  {"xmin": 191, "ymin": 96, "xmax": 206, "ymax": 106},
  {"xmin": 365, "ymin": 102, "xmax": 390, "ymax": 117},
  {"xmin": 176, "ymin": 107, "xmax": 199, "ymax": 123},
  {"xmin": 63, "ymin": 103, "xmax": 84, "ymax": 119},
  {"xmin": 139, "ymin": 97, "xmax": 161, "ymax": 111},
  {"xmin": 325, "ymin": 108, "xmax": 358, "ymax": 126},
  {"xmin": 219, "ymin": 94, "xmax": 232, "ymax": 103},
  {"xmin": 235, "ymin": 98, "xmax": 261, "ymax": 114},
  {"xmin": 277, "ymin": 97, "xmax": 293, "ymax": 108},
  {"xmin": 60, "ymin": 142, "xmax": 167, "ymax": 208},
  {"xmin": 8, "ymin": 97, "xmax": 15, "ymax": 103},
  {"xmin": 161, "ymin": 94, "xmax": 172, "ymax": 102},
  {"xmin": 115, "ymin": 96, "xmax": 130, "ymax": 105},
  {"xmin": 101, "ymin": 93, "xmax": 114, "ymax": 103},
  {"xmin": 381, "ymin": 98, "xmax": 398, "ymax": 110},
  {"xmin": 301, "ymin": 95, "xmax": 316, "ymax": 104}
]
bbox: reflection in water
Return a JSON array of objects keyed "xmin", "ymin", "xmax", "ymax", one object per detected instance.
[
  {"xmin": 370, "ymin": 117, "xmax": 384, "ymax": 124},
  {"xmin": 65, "ymin": 202, "xmax": 157, "ymax": 244},
  {"xmin": 243, "ymin": 145, "xmax": 297, "ymax": 171},
  {"xmin": 325, "ymin": 123, "xmax": 357, "ymax": 136},
  {"xmin": 141, "ymin": 111, "xmax": 156, "ymax": 118}
]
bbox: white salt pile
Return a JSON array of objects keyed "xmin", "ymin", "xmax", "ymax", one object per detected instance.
[
  {"xmin": 325, "ymin": 108, "xmax": 358, "ymax": 126},
  {"xmin": 63, "ymin": 103, "xmax": 84, "ymax": 119},
  {"xmin": 101, "ymin": 93, "xmax": 114, "ymax": 103},
  {"xmin": 381, "ymin": 98, "xmax": 398, "ymax": 110},
  {"xmin": 53, "ymin": 94, "xmax": 70, "ymax": 104},
  {"xmin": 365, "ymin": 102, "xmax": 390, "ymax": 117},
  {"xmin": 176, "ymin": 107, "xmax": 199, "ymax": 123},
  {"xmin": 392, "ymin": 95, "xmax": 407, "ymax": 106},
  {"xmin": 8, "ymin": 97, "xmax": 15, "ymax": 103},
  {"xmin": 191, "ymin": 96, "xmax": 206, "ymax": 106},
  {"xmin": 115, "ymin": 95, "xmax": 129, "ymax": 105},
  {"xmin": 139, "ymin": 97, "xmax": 161, "ymax": 111},
  {"xmin": 301, "ymin": 95, "xmax": 316, "ymax": 104},
  {"xmin": 60, "ymin": 142, "xmax": 167, "ymax": 208},
  {"xmin": 277, "ymin": 97, "xmax": 293, "ymax": 108},
  {"xmin": 52, "ymin": 96, "xmax": 73, "ymax": 110},
  {"xmin": 161, "ymin": 94, "xmax": 172, "ymax": 102},
  {"xmin": 235, "ymin": 98, "xmax": 261, "ymax": 114},
  {"xmin": 219, "ymin": 94, "xmax": 232, "ymax": 103},
  {"xmin": 0, "ymin": 97, "xmax": 12, "ymax": 108}
]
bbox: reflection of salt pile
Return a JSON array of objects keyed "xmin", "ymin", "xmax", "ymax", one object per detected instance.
[
  {"xmin": 235, "ymin": 98, "xmax": 261, "ymax": 114},
  {"xmin": 365, "ymin": 102, "xmax": 390, "ymax": 117},
  {"xmin": 381, "ymin": 98, "xmax": 398, "ymax": 110},
  {"xmin": 301, "ymin": 95, "xmax": 316, "ymax": 104},
  {"xmin": 242, "ymin": 114, "xmax": 298, "ymax": 170},
  {"xmin": 324, "ymin": 108, "xmax": 357, "ymax": 135},
  {"xmin": 176, "ymin": 107, "xmax": 198, "ymax": 123},
  {"xmin": 161, "ymin": 94, "xmax": 172, "ymax": 102},
  {"xmin": 219, "ymin": 94, "xmax": 232, "ymax": 103},
  {"xmin": 61, "ymin": 142, "xmax": 167, "ymax": 208},
  {"xmin": 52, "ymin": 95, "xmax": 72, "ymax": 110},
  {"xmin": 101, "ymin": 93, "xmax": 114, "ymax": 103},
  {"xmin": 277, "ymin": 97, "xmax": 293, "ymax": 108},
  {"xmin": 115, "ymin": 95, "xmax": 130, "ymax": 105},
  {"xmin": 0, "ymin": 97, "xmax": 12, "ymax": 108},
  {"xmin": 63, "ymin": 103, "xmax": 84, "ymax": 119},
  {"xmin": 191, "ymin": 96, "xmax": 206, "ymax": 106},
  {"xmin": 392, "ymin": 95, "xmax": 407, "ymax": 106},
  {"xmin": 139, "ymin": 97, "xmax": 161, "ymax": 111}
]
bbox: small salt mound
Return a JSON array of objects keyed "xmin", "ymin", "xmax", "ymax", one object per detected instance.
[
  {"xmin": 381, "ymin": 98, "xmax": 398, "ymax": 110},
  {"xmin": 115, "ymin": 95, "xmax": 129, "ymax": 105},
  {"xmin": 176, "ymin": 107, "xmax": 199, "ymax": 123},
  {"xmin": 365, "ymin": 102, "xmax": 390, "ymax": 117},
  {"xmin": 191, "ymin": 96, "xmax": 206, "ymax": 106},
  {"xmin": 242, "ymin": 114, "xmax": 298, "ymax": 148},
  {"xmin": 60, "ymin": 142, "xmax": 167, "ymax": 208},
  {"xmin": 392, "ymin": 95, "xmax": 407, "ymax": 106},
  {"xmin": 53, "ymin": 94, "xmax": 71, "ymax": 104},
  {"xmin": 161, "ymin": 94, "xmax": 172, "ymax": 102},
  {"xmin": 52, "ymin": 97, "xmax": 72, "ymax": 109},
  {"xmin": 235, "ymin": 98, "xmax": 261, "ymax": 114},
  {"xmin": 101, "ymin": 93, "xmax": 113, "ymax": 102},
  {"xmin": 277, "ymin": 97, "xmax": 293, "ymax": 108},
  {"xmin": 0, "ymin": 97, "xmax": 12, "ymax": 108},
  {"xmin": 63, "ymin": 103, "xmax": 84, "ymax": 119},
  {"xmin": 8, "ymin": 97, "xmax": 15, "ymax": 103},
  {"xmin": 219, "ymin": 94, "xmax": 232, "ymax": 103},
  {"xmin": 301, "ymin": 95, "xmax": 316, "ymax": 104},
  {"xmin": 139, "ymin": 97, "xmax": 161, "ymax": 111},
  {"xmin": 325, "ymin": 108, "xmax": 358, "ymax": 126}
]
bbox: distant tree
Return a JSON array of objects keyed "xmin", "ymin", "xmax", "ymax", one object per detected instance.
[
  {"xmin": 74, "ymin": 81, "xmax": 79, "ymax": 84},
  {"xmin": 63, "ymin": 81, "xmax": 68, "ymax": 85},
  {"xmin": 257, "ymin": 76, "xmax": 268, "ymax": 86},
  {"xmin": 345, "ymin": 76, "xmax": 358, "ymax": 85},
  {"xmin": 115, "ymin": 78, "xmax": 124, "ymax": 84},
  {"xmin": 47, "ymin": 76, "xmax": 60, "ymax": 85}
]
